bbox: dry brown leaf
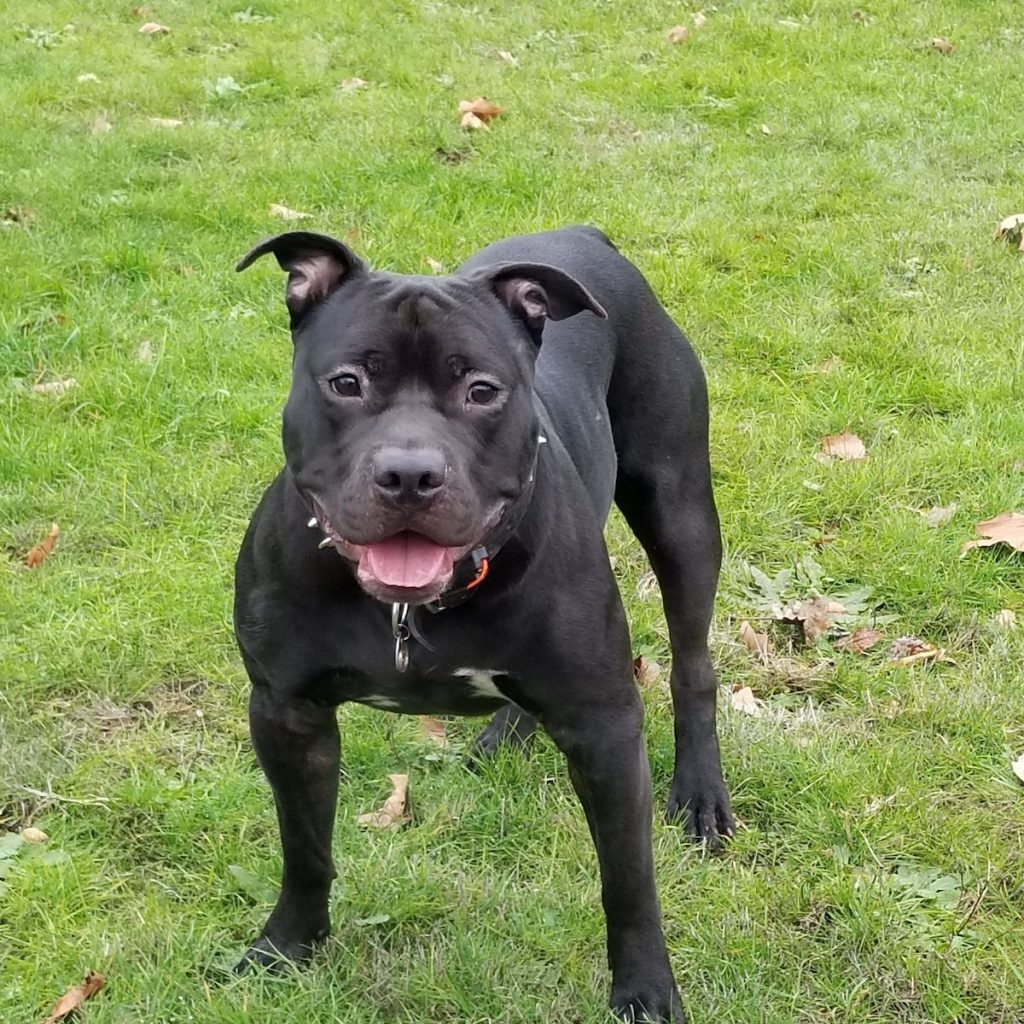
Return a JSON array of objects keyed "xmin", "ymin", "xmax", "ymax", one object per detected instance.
[
  {"xmin": 42, "ymin": 970, "xmax": 104, "ymax": 1024},
  {"xmin": 835, "ymin": 627, "xmax": 883, "ymax": 654},
  {"xmin": 819, "ymin": 430, "xmax": 867, "ymax": 461},
  {"xmin": 419, "ymin": 717, "xmax": 447, "ymax": 748},
  {"xmin": 149, "ymin": 117, "xmax": 183, "ymax": 128},
  {"xmin": 930, "ymin": 37, "xmax": 955, "ymax": 56},
  {"xmin": 356, "ymin": 774, "xmax": 410, "ymax": 829},
  {"xmin": 921, "ymin": 503, "xmax": 957, "ymax": 528},
  {"xmin": 632, "ymin": 655, "xmax": 662, "ymax": 687},
  {"xmin": 1013, "ymin": 753, "xmax": 1024, "ymax": 785},
  {"xmin": 139, "ymin": 22, "xmax": 170, "ymax": 35},
  {"xmin": 961, "ymin": 511, "xmax": 1024, "ymax": 557},
  {"xmin": 692, "ymin": 11, "xmax": 707, "ymax": 29},
  {"xmin": 738, "ymin": 620, "xmax": 771, "ymax": 662},
  {"xmin": 775, "ymin": 596, "xmax": 845, "ymax": 642},
  {"xmin": 730, "ymin": 685, "xmax": 761, "ymax": 717},
  {"xmin": 339, "ymin": 77, "xmax": 368, "ymax": 90},
  {"xmin": 994, "ymin": 213, "xmax": 1024, "ymax": 252},
  {"xmin": 667, "ymin": 25, "xmax": 689, "ymax": 43},
  {"xmin": 33, "ymin": 377, "xmax": 78, "ymax": 397},
  {"xmin": 25, "ymin": 524, "xmax": 60, "ymax": 569},
  {"xmin": 269, "ymin": 203, "xmax": 310, "ymax": 221},
  {"xmin": 889, "ymin": 635, "xmax": 954, "ymax": 666},
  {"xmin": 21, "ymin": 827, "xmax": 48, "ymax": 843},
  {"xmin": 458, "ymin": 97, "xmax": 504, "ymax": 124},
  {"xmin": 497, "ymin": 50, "xmax": 518, "ymax": 66},
  {"xmin": 460, "ymin": 111, "xmax": 489, "ymax": 131}
]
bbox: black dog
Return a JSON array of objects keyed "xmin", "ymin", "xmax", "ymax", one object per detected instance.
[{"xmin": 232, "ymin": 227, "xmax": 734, "ymax": 1022}]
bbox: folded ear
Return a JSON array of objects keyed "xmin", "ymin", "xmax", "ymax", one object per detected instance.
[
  {"xmin": 485, "ymin": 262, "xmax": 607, "ymax": 338},
  {"xmin": 236, "ymin": 231, "xmax": 365, "ymax": 323}
]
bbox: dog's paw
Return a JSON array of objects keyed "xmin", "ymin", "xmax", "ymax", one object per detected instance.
[
  {"xmin": 465, "ymin": 706, "xmax": 537, "ymax": 767},
  {"xmin": 666, "ymin": 774, "xmax": 735, "ymax": 852},
  {"xmin": 233, "ymin": 932, "xmax": 324, "ymax": 975},
  {"xmin": 611, "ymin": 984, "xmax": 686, "ymax": 1023}
]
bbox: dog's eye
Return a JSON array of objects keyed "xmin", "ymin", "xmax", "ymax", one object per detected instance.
[
  {"xmin": 329, "ymin": 374, "xmax": 361, "ymax": 398},
  {"xmin": 467, "ymin": 382, "xmax": 499, "ymax": 406}
]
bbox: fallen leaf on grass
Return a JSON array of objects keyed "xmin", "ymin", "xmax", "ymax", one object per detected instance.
[
  {"xmin": 818, "ymin": 430, "xmax": 866, "ymax": 461},
  {"xmin": 1012, "ymin": 754, "xmax": 1024, "ymax": 785},
  {"xmin": 149, "ymin": 117, "xmax": 183, "ymax": 127},
  {"xmin": 738, "ymin": 620, "xmax": 771, "ymax": 662},
  {"xmin": 994, "ymin": 213, "xmax": 1024, "ymax": 252},
  {"xmin": 269, "ymin": 203, "xmax": 310, "ymax": 221},
  {"xmin": 419, "ymin": 716, "xmax": 447, "ymax": 748},
  {"xmin": 921, "ymin": 503, "xmax": 956, "ymax": 528},
  {"xmin": 774, "ymin": 596, "xmax": 846, "ymax": 642},
  {"xmin": 42, "ymin": 970, "xmax": 104, "ymax": 1024},
  {"xmin": 729, "ymin": 685, "xmax": 761, "ymax": 717},
  {"xmin": 692, "ymin": 11, "xmax": 707, "ymax": 30},
  {"xmin": 930, "ymin": 37, "xmax": 955, "ymax": 56},
  {"xmin": 497, "ymin": 50, "xmax": 518, "ymax": 66},
  {"xmin": 458, "ymin": 97, "xmax": 504, "ymax": 131},
  {"xmin": 25, "ymin": 524, "xmax": 60, "ymax": 569},
  {"xmin": 961, "ymin": 511, "xmax": 1024, "ymax": 557},
  {"xmin": 667, "ymin": 25, "xmax": 689, "ymax": 44},
  {"xmin": 139, "ymin": 22, "xmax": 170, "ymax": 35},
  {"xmin": 835, "ymin": 627, "xmax": 883, "ymax": 654},
  {"xmin": 21, "ymin": 827, "xmax": 48, "ymax": 843},
  {"xmin": 851, "ymin": 9, "xmax": 871, "ymax": 24},
  {"xmin": 357, "ymin": 774, "xmax": 410, "ymax": 829},
  {"xmin": 424, "ymin": 256, "xmax": 445, "ymax": 274},
  {"xmin": 137, "ymin": 339, "xmax": 154, "ymax": 363},
  {"xmin": 33, "ymin": 377, "xmax": 78, "ymax": 397},
  {"xmin": 632, "ymin": 655, "xmax": 662, "ymax": 686},
  {"xmin": 338, "ymin": 77, "xmax": 368, "ymax": 90},
  {"xmin": 889, "ymin": 635, "xmax": 954, "ymax": 666}
]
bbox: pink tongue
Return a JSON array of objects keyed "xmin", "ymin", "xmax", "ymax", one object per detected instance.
[{"xmin": 361, "ymin": 532, "xmax": 452, "ymax": 588}]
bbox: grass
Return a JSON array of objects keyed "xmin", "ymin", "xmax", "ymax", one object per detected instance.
[{"xmin": 2, "ymin": 0, "xmax": 1024, "ymax": 1020}]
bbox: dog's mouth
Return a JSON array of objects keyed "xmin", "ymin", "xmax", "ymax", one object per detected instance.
[{"xmin": 312, "ymin": 503, "xmax": 464, "ymax": 603}]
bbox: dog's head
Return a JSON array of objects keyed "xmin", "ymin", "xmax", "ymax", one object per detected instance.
[{"xmin": 238, "ymin": 231, "xmax": 605, "ymax": 604}]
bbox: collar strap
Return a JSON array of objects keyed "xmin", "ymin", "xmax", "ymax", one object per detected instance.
[{"xmin": 423, "ymin": 440, "xmax": 541, "ymax": 613}]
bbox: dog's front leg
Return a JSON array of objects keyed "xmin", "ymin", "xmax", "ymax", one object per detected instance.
[
  {"xmin": 235, "ymin": 683, "xmax": 339, "ymax": 972},
  {"xmin": 546, "ymin": 693, "xmax": 685, "ymax": 1023}
]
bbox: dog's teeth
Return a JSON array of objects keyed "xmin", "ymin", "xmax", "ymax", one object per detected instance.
[
  {"xmin": 318, "ymin": 536, "xmax": 333, "ymax": 549},
  {"xmin": 307, "ymin": 517, "xmax": 317, "ymax": 529},
  {"xmin": 538, "ymin": 434, "xmax": 548, "ymax": 444}
]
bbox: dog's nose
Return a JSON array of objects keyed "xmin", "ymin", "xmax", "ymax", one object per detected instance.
[{"xmin": 372, "ymin": 446, "xmax": 447, "ymax": 506}]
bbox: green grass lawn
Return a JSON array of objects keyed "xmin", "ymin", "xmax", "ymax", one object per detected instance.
[{"xmin": 3, "ymin": 0, "xmax": 1024, "ymax": 1020}]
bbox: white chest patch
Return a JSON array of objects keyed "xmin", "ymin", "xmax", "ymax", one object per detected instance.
[{"xmin": 453, "ymin": 668, "xmax": 507, "ymax": 700}]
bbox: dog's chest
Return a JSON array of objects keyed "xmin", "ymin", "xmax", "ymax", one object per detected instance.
[{"xmin": 318, "ymin": 663, "xmax": 510, "ymax": 716}]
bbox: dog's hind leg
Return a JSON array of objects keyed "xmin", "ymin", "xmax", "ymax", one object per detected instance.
[
  {"xmin": 468, "ymin": 703, "xmax": 538, "ymax": 764},
  {"xmin": 610, "ymin": 342, "xmax": 735, "ymax": 848}
]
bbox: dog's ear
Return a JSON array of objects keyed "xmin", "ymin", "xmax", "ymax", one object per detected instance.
[
  {"xmin": 485, "ymin": 262, "xmax": 607, "ymax": 338},
  {"xmin": 236, "ymin": 231, "xmax": 365, "ymax": 323}
]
